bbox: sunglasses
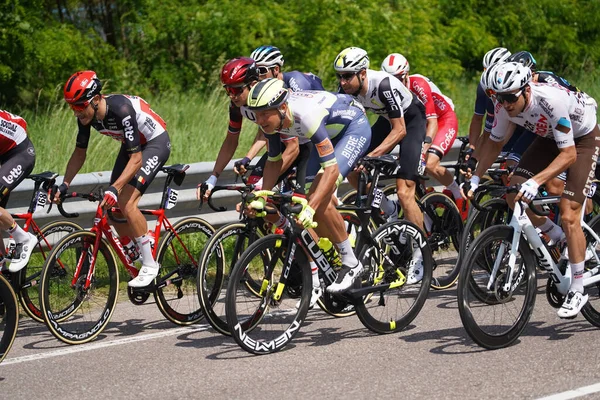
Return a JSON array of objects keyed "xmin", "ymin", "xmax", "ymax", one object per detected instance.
[
  {"xmin": 494, "ymin": 90, "xmax": 523, "ymax": 104},
  {"xmin": 335, "ymin": 72, "xmax": 357, "ymax": 81},
  {"xmin": 223, "ymin": 84, "xmax": 248, "ymax": 96},
  {"xmin": 68, "ymin": 101, "xmax": 90, "ymax": 112},
  {"xmin": 258, "ymin": 66, "xmax": 270, "ymax": 76}
]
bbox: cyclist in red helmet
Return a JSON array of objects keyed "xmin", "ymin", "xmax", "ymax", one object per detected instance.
[
  {"xmin": 197, "ymin": 57, "xmax": 311, "ymax": 202},
  {"xmin": 57, "ymin": 70, "xmax": 171, "ymax": 288},
  {"xmin": 0, "ymin": 110, "xmax": 37, "ymax": 272}
]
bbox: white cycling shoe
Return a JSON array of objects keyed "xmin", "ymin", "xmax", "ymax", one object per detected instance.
[
  {"xmin": 8, "ymin": 232, "xmax": 39, "ymax": 273},
  {"xmin": 406, "ymin": 259, "xmax": 424, "ymax": 285},
  {"xmin": 557, "ymin": 290, "xmax": 588, "ymax": 319},
  {"xmin": 128, "ymin": 263, "xmax": 160, "ymax": 288}
]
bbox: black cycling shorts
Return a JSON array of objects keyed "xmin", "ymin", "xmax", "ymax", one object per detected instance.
[
  {"xmin": 111, "ymin": 132, "xmax": 171, "ymax": 194},
  {"xmin": 0, "ymin": 138, "xmax": 36, "ymax": 208}
]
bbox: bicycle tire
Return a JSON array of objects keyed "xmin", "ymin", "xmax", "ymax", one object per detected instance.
[
  {"xmin": 457, "ymin": 225, "xmax": 537, "ymax": 350},
  {"xmin": 580, "ymin": 215, "xmax": 600, "ymax": 327},
  {"xmin": 420, "ymin": 192, "xmax": 463, "ymax": 290},
  {"xmin": 0, "ymin": 274, "xmax": 19, "ymax": 363},
  {"xmin": 226, "ymin": 233, "xmax": 311, "ymax": 355},
  {"xmin": 354, "ymin": 220, "xmax": 432, "ymax": 334},
  {"xmin": 39, "ymin": 230, "xmax": 119, "ymax": 345},
  {"xmin": 16, "ymin": 220, "xmax": 82, "ymax": 323},
  {"xmin": 154, "ymin": 217, "xmax": 216, "ymax": 325}
]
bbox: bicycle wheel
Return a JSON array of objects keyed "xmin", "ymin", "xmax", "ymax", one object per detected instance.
[
  {"xmin": 420, "ymin": 192, "xmax": 463, "ymax": 290},
  {"xmin": 580, "ymin": 215, "xmax": 600, "ymax": 327},
  {"xmin": 457, "ymin": 226, "xmax": 537, "ymax": 350},
  {"xmin": 355, "ymin": 220, "xmax": 432, "ymax": 334},
  {"xmin": 0, "ymin": 274, "xmax": 18, "ymax": 363},
  {"xmin": 39, "ymin": 230, "xmax": 119, "ymax": 345},
  {"xmin": 226, "ymin": 234, "xmax": 311, "ymax": 355},
  {"xmin": 198, "ymin": 222, "xmax": 266, "ymax": 335},
  {"xmin": 16, "ymin": 220, "xmax": 82, "ymax": 323},
  {"xmin": 460, "ymin": 198, "xmax": 510, "ymax": 260},
  {"xmin": 153, "ymin": 217, "xmax": 215, "ymax": 326}
]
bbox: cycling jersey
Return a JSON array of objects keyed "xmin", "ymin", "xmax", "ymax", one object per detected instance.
[
  {"xmin": 491, "ymin": 83, "xmax": 597, "ymax": 149},
  {"xmin": 227, "ymin": 72, "xmax": 324, "ymax": 136},
  {"xmin": 407, "ymin": 74, "xmax": 457, "ymax": 157},
  {"xmin": 537, "ymin": 71, "xmax": 580, "ymax": 92},
  {"xmin": 0, "ymin": 110, "xmax": 29, "ymax": 155},
  {"xmin": 263, "ymin": 90, "xmax": 370, "ymax": 188},
  {"xmin": 352, "ymin": 70, "xmax": 413, "ymax": 119},
  {"xmin": 474, "ymin": 83, "xmax": 495, "ymax": 132},
  {"xmin": 76, "ymin": 95, "xmax": 167, "ymax": 153}
]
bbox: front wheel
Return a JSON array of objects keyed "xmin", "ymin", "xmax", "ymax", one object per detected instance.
[
  {"xmin": 154, "ymin": 217, "xmax": 216, "ymax": 325},
  {"xmin": 226, "ymin": 234, "xmax": 311, "ymax": 355},
  {"xmin": 457, "ymin": 226, "xmax": 537, "ymax": 350},
  {"xmin": 580, "ymin": 215, "xmax": 600, "ymax": 327},
  {"xmin": 0, "ymin": 274, "xmax": 19, "ymax": 363},
  {"xmin": 39, "ymin": 230, "xmax": 119, "ymax": 345}
]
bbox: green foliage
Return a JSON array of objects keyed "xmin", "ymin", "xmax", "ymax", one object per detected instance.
[{"xmin": 2, "ymin": 0, "xmax": 600, "ymax": 111}]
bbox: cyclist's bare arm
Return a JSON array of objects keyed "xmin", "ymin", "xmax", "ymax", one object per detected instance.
[
  {"xmin": 280, "ymin": 137, "xmax": 299, "ymax": 174},
  {"xmin": 369, "ymin": 117, "xmax": 406, "ymax": 157},
  {"xmin": 424, "ymin": 117, "xmax": 439, "ymax": 151},
  {"xmin": 261, "ymin": 159, "xmax": 283, "ymax": 192},
  {"xmin": 468, "ymin": 113, "xmax": 484, "ymax": 151},
  {"xmin": 244, "ymin": 129, "xmax": 267, "ymax": 161},
  {"xmin": 212, "ymin": 133, "xmax": 240, "ymax": 178},
  {"xmin": 54, "ymin": 147, "xmax": 87, "ymax": 202}
]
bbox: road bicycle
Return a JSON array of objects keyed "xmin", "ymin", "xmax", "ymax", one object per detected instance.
[
  {"xmin": 0, "ymin": 273, "xmax": 18, "ymax": 363},
  {"xmin": 457, "ymin": 185, "xmax": 600, "ymax": 349},
  {"xmin": 225, "ymin": 154, "xmax": 432, "ymax": 355},
  {"xmin": 38, "ymin": 164, "xmax": 219, "ymax": 344},
  {"xmin": 1, "ymin": 171, "xmax": 82, "ymax": 322}
]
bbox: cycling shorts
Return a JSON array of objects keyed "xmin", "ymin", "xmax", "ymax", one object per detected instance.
[
  {"xmin": 513, "ymin": 128, "xmax": 600, "ymax": 204},
  {"xmin": 428, "ymin": 111, "xmax": 458, "ymax": 159},
  {"xmin": 0, "ymin": 137, "xmax": 36, "ymax": 208},
  {"xmin": 111, "ymin": 132, "xmax": 171, "ymax": 194}
]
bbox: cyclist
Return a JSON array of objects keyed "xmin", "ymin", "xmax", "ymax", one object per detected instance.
[
  {"xmin": 334, "ymin": 47, "xmax": 427, "ymax": 284},
  {"xmin": 57, "ymin": 71, "xmax": 170, "ymax": 288},
  {"xmin": 246, "ymin": 78, "xmax": 371, "ymax": 296},
  {"xmin": 199, "ymin": 53, "xmax": 321, "ymax": 200},
  {"xmin": 465, "ymin": 61, "xmax": 600, "ymax": 318},
  {"xmin": 0, "ymin": 110, "xmax": 37, "ymax": 272},
  {"xmin": 466, "ymin": 47, "xmax": 512, "ymax": 174},
  {"xmin": 381, "ymin": 53, "xmax": 466, "ymax": 219}
]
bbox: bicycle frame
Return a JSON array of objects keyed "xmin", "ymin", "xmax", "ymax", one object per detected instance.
[{"xmin": 487, "ymin": 198, "xmax": 600, "ymax": 295}]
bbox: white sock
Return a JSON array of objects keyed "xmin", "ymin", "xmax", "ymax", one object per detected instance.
[
  {"xmin": 310, "ymin": 261, "xmax": 319, "ymax": 288},
  {"xmin": 447, "ymin": 181, "xmax": 462, "ymax": 199},
  {"xmin": 539, "ymin": 218, "xmax": 563, "ymax": 243},
  {"xmin": 135, "ymin": 235, "xmax": 157, "ymax": 267},
  {"xmin": 571, "ymin": 261, "xmax": 585, "ymax": 293},
  {"xmin": 336, "ymin": 238, "xmax": 358, "ymax": 266},
  {"xmin": 7, "ymin": 222, "xmax": 28, "ymax": 243},
  {"xmin": 380, "ymin": 195, "xmax": 396, "ymax": 216}
]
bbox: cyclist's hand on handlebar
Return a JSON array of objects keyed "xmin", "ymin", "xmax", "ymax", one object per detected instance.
[
  {"xmin": 198, "ymin": 175, "xmax": 217, "ymax": 201},
  {"xmin": 100, "ymin": 185, "xmax": 119, "ymax": 209},
  {"xmin": 51, "ymin": 183, "xmax": 69, "ymax": 204},
  {"xmin": 233, "ymin": 157, "xmax": 251, "ymax": 176},
  {"xmin": 297, "ymin": 204, "xmax": 317, "ymax": 229},
  {"xmin": 460, "ymin": 176, "xmax": 480, "ymax": 200},
  {"xmin": 514, "ymin": 179, "xmax": 539, "ymax": 203}
]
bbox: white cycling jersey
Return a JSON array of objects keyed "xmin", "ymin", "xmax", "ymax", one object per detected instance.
[
  {"xmin": 0, "ymin": 110, "xmax": 28, "ymax": 154},
  {"xmin": 491, "ymin": 82, "xmax": 597, "ymax": 149},
  {"xmin": 356, "ymin": 69, "xmax": 414, "ymax": 119}
]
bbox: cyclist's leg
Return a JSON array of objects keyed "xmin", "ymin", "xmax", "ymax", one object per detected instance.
[
  {"xmin": 0, "ymin": 139, "xmax": 37, "ymax": 271},
  {"xmin": 122, "ymin": 133, "xmax": 171, "ymax": 287},
  {"xmin": 558, "ymin": 127, "xmax": 599, "ymax": 317}
]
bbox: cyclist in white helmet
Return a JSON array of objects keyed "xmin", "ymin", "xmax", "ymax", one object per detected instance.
[
  {"xmin": 466, "ymin": 61, "xmax": 600, "ymax": 318},
  {"xmin": 334, "ymin": 46, "xmax": 428, "ymax": 284},
  {"xmin": 381, "ymin": 53, "xmax": 466, "ymax": 220}
]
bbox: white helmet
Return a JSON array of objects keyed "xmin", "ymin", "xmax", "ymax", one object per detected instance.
[
  {"xmin": 334, "ymin": 47, "xmax": 370, "ymax": 73},
  {"xmin": 489, "ymin": 62, "xmax": 532, "ymax": 93},
  {"xmin": 250, "ymin": 45, "xmax": 284, "ymax": 68},
  {"xmin": 482, "ymin": 47, "xmax": 511, "ymax": 69},
  {"xmin": 381, "ymin": 53, "xmax": 410, "ymax": 78}
]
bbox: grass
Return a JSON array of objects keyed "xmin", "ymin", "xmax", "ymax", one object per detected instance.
[{"xmin": 16, "ymin": 73, "xmax": 600, "ymax": 174}]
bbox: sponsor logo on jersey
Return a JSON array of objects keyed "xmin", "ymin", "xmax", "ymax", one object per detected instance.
[
  {"xmin": 122, "ymin": 115, "xmax": 135, "ymax": 142},
  {"xmin": 2, "ymin": 165, "xmax": 23, "ymax": 185},
  {"xmin": 535, "ymin": 114, "xmax": 549, "ymax": 136},
  {"xmin": 539, "ymin": 99, "xmax": 554, "ymax": 119},
  {"xmin": 342, "ymin": 135, "xmax": 368, "ymax": 168},
  {"xmin": 288, "ymin": 77, "xmax": 301, "ymax": 92},
  {"xmin": 145, "ymin": 117, "xmax": 156, "ymax": 131},
  {"xmin": 27, "ymin": 147, "xmax": 35, "ymax": 156},
  {"xmin": 0, "ymin": 120, "xmax": 17, "ymax": 134},
  {"xmin": 315, "ymin": 140, "xmax": 334, "ymax": 158},
  {"xmin": 382, "ymin": 90, "xmax": 399, "ymax": 111},
  {"xmin": 141, "ymin": 155, "xmax": 159, "ymax": 175},
  {"xmin": 332, "ymin": 109, "xmax": 358, "ymax": 119}
]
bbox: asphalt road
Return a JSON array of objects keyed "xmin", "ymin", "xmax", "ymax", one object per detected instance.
[{"xmin": 1, "ymin": 283, "xmax": 600, "ymax": 400}]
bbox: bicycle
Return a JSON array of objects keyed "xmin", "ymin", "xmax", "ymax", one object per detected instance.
[
  {"xmin": 225, "ymin": 154, "xmax": 432, "ymax": 355},
  {"xmin": 457, "ymin": 185, "xmax": 600, "ymax": 350},
  {"xmin": 38, "ymin": 164, "xmax": 219, "ymax": 345},
  {"xmin": 0, "ymin": 273, "xmax": 18, "ymax": 363},
  {"xmin": 2, "ymin": 171, "xmax": 82, "ymax": 323}
]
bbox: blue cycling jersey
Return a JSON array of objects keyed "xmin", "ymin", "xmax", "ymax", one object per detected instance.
[{"xmin": 283, "ymin": 71, "xmax": 324, "ymax": 91}]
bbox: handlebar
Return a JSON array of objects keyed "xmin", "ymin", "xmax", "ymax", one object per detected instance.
[
  {"xmin": 469, "ymin": 184, "xmax": 555, "ymax": 217},
  {"xmin": 51, "ymin": 191, "xmax": 102, "ymax": 219}
]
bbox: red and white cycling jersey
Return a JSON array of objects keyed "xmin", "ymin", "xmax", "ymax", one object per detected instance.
[
  {"xmin": 0, "ymin": 110, "xmax": 28, "ymax": 154},
  {"xmin": 407, "ymin": 74, "xmax": 455, "ymax": 119}
]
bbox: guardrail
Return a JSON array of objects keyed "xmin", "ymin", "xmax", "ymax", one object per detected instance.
[{"xmin": 6, "ymin": 141, "xmax": 464, "ymax": 230}]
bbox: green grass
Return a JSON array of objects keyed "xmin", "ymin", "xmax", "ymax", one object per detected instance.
[{"xmin": 18, "ymin": 74, "xmax": 600, "ymax": 174}]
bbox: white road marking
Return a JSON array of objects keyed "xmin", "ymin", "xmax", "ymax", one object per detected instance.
[
  {"xmin": 0, "ymin": 324, "xmax": 209, "ymax": 366},
  {"xmin": 537, "ymin": 382, "xmax": 600, "ymax": 400}
]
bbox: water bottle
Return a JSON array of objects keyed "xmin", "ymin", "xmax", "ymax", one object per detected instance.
[{"xmin": 317, "ymin": 238, "xmax": 342, "ymax": 271}]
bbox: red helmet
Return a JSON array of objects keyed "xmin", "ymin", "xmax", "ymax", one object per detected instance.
[
  {"xmin": 63, "ymin": 71, "xmax": 102, "ymax": 104},
  {"xmin": 220, "ymin": 57, "xmax": 260, "ymax": 86}
]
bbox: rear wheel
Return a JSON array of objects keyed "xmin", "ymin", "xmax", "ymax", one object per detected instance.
[{"xmin": 0, "ymin": 274, "xmax": 18, "ymax": 363}]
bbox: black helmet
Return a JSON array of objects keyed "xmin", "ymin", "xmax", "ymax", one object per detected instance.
[{"xmin": 507, "ymin": 51, "xmax": 537, "ymax": 72}]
